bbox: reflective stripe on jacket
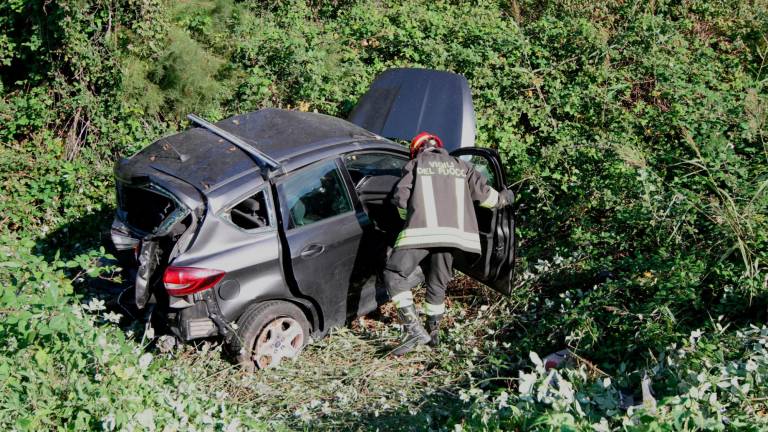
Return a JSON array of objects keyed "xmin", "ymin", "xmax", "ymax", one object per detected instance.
[{"xmin": 392, "ymin": 147, "xmax": 498, "ymax": 254}]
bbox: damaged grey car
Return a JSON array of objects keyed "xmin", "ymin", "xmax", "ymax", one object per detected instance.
[{"xmin": 110, "ymin": 68, "xmax": 516, "ymax": 369}]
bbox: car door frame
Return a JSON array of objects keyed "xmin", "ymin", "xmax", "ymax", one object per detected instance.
[
  {"xmin": 337, "ymin": 149, "xmax": 411, "ymax": 318},
  {"xmin": 449, "ymin": 147, "xmax": 515, "ymax": 296},
  {"xmin": 272, "ymin": 157, "xmax": 366, "ymax": 334}
]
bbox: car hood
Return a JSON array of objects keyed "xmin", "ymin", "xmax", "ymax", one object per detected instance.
[{"xmin": 348, "ymin": 68, "xmax": 476, "ymax": 151}]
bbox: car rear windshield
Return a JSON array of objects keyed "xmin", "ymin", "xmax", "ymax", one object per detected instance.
[{"xmin": 117, "ymin": 184, "xmax": 177, "ymax": 233}]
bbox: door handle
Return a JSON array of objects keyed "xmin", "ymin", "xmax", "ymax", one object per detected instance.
[{"xmin": 300, "ymin": 244, "xmax": 325, "ymax": 258}]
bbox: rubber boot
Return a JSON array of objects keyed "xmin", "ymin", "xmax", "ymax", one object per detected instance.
[
  {"xmin": 426, "ymin": 314, "xmax": 442, "ymax": 347},
  {"xmin": 392, "ymin": 305, "xmax": 431, "ymax": 356}
]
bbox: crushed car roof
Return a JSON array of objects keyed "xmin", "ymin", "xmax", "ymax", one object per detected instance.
[{"xmin": 116, "ymin": 109, "xmax": 385, "ymax": 191}]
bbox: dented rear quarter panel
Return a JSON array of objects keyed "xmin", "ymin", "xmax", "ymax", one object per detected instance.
[{"xmin": 169, "ymin": 176, "xmax": 293, "ymax": 321}]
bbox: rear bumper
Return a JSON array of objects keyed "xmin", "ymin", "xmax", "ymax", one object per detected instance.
[{"xmin": 170, "ymin": 300, "xmax": 220, "ymax": 341}]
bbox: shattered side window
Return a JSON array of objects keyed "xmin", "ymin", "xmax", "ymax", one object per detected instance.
[
  {"xmin": 224, "ymin": 190, "xmax": 271, "ymax": 231},
  {"xmin": 278, "ymin": 160, "xmax": 353, "ymax": 229}
]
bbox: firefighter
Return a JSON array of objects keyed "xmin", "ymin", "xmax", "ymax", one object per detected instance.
[{"xmin": 384, "ymin": 132, "xmax": 512, "ymax": 356}]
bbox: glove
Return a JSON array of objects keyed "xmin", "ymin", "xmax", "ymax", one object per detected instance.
[{"xmin": 496, "ymin": 189, "xmax": 514, "ymax": 208}]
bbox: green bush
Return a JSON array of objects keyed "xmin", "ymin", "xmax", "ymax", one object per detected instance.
[
  {"xmin": 453, "ymin": 323, "xmax": 768, "ymax": 430},
  {"xmin": 0, "ymin": 237, "xmax": 277, "ymax": 430}
]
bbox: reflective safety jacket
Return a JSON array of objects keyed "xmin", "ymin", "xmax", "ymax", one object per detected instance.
[{"xmin": 392, "ymin": 147, "xmax": 499, "ymax": 254}]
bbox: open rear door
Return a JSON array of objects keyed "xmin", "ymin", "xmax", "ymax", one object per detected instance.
[
  {"xmin": 349, "ymin": 68, "xmax": 476, "ymax": 152},
  {"xmin": 449, "ymin": 148, "xmax": 515, "ymax": 295}
]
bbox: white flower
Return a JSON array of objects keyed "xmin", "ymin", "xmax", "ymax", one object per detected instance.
[
  {"xmin": 5, "ymin": 336, "xmax": 17, "ymax": 351},
  {"xmin": 459, "ymin": 390, "xmax": 471, "ymax": 402},
  {"xmin": 602, "ymin": 377, "xmax": 612, "ymax": 388},
  {"xmin": 84, "ymin": 298, "xmax": 106, "ymax": 312},
  {"xmin": 534, "ymin": 259, "xmax": 551, "ymax": 273},
  {"xmin": 689, "ymin": 329, "xmax": 703, "ymax": 345},
  {"xmin": 496, "ymin": 391, "xmax": 510, "ymax": 408},
  {"xmin": 454, "ymin": 424, "xmax": 464, "ymax": 432},
  {"xmin": 139, "ymin": 353, "xmax": 153, "ymax": 370},
  {"xmin": 103, "ymin": 311, "xmax": 122, "ymax": 323},
  {"xmin": 321, "ymin": 402, "xmax": 332, "ymax": 415}
]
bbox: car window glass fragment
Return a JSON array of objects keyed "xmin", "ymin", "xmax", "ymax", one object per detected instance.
[
  {"xmin": 280, "ymin": 161, "xmax": 352, "ymax": 229},
  {"xmin": 228, "ymin": 190, "xmax": 270, "ymax": 230}
]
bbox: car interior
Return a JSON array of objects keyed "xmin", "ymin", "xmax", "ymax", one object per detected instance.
[
  {"xmin": 229, "ymin": 191, "xmax": 270, "ymax": 230},
  {"xmin": 344, "ymin": 153, "xmax": 408, "ymax": 235}
]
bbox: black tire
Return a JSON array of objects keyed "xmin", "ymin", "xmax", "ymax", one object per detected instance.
[{"xmin": 231, "ymin": 301, "xmax": 310, "ymax": 371}]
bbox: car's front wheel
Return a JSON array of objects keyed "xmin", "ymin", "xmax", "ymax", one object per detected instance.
[{"xmin": 232, "ymin": 301, "xmax": 310, "ymax": 371}]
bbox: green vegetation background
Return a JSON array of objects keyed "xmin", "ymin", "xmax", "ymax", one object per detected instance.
[{"xmin": 1, "ymin": 0, "xmax": 767, "ymax": 430}]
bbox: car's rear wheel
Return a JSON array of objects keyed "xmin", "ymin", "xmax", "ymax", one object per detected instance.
[{"xmin": 233, "ymin": 301, "xmax": 310, "ymax": 371}]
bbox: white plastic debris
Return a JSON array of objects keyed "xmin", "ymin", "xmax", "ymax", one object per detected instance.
[{"xmin": 641, "ymin": 372, "xmax": 657, "ymax": 413}]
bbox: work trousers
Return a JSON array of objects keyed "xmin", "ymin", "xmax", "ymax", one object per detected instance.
[{"xmin": 383, "ymin": 247, "xmax": 454, "ymax": 309}]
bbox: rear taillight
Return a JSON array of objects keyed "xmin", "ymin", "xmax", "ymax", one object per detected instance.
[{"xmin": 163, "ymin": 267, "xmax": 225, "ymax": 296}]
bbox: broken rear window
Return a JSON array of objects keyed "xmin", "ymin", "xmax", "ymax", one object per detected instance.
[{"xmin": 117, "ymin": 184, "xmax": 177, "ymax": 233}]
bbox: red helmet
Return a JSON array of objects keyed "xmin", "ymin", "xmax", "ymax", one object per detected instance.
[{"xmin": 410, "ymin": 132, "xmax": 443, "ymax": 158}]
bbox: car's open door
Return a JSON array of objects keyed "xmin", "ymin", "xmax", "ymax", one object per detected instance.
[{"xmin": 449, "ymin": 148, "xmax": 515, "ymax": 295}]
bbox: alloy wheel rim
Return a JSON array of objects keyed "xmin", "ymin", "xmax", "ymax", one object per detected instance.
[{"xmin": 253, "ymin": 317, "xmax": 304, "ymax": 369}]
